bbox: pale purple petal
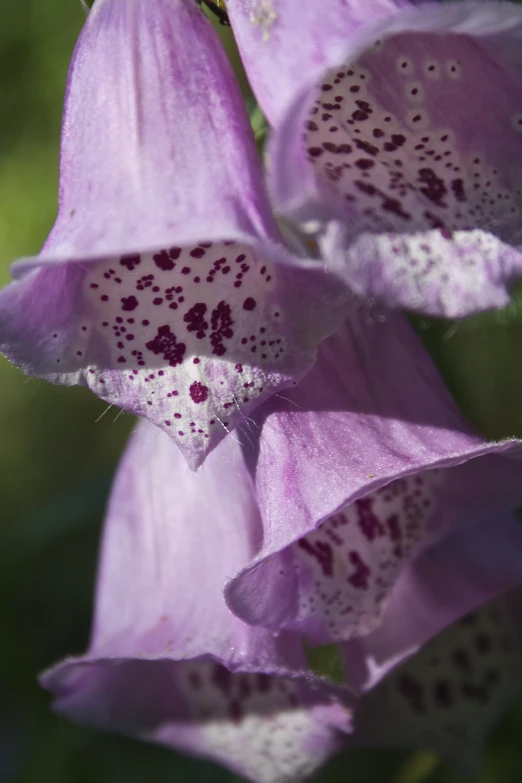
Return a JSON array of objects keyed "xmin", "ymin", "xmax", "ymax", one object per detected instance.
[
  {"xmin": 344, "ymin": 513, "xmax": 522, "ymax": 691},
  {"xmin": 256, "ymin": 472, "xmax": 441, "ymax": 644},
  {"xmin": 0, "ymin": 0, "xmax": 344, "ymax": 468},
  {"xmin": 75, "ymin": 419, "xmax": 285, "ymax": 666},
  {"xmin": 42, "ymin": 419, "xmax": 351, "ymax": 782},
  {"xmin": 44, "ymin": 660, "xmax": 349, "ymax": 783},
  {"xmin": 352, "ymin": 589, "xmax": 522, "ymax": 772},
  {"xmin": 225, "ymin": 311, "xmax": 522, "ymax": 643},
  {"xmin": 268, "ymin": 2, "xmax": 522, "ymax": 316},
  {"xmin": 226, "ymin": 0, "xmax": 406, "ymax": 124}
]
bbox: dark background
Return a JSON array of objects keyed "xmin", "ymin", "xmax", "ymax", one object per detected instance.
[{"xmin": 2, "ymin": 1, "xmax": 522, "ymax": 781}]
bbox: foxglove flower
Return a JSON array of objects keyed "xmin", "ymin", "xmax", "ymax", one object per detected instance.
[
  {"xmin": 42, "ymin": 313, "xmax": 522, "ymax": 782},
  {"xmin": 0, "ymin": 0, "xmax": 344, "ymax": 469},
  {"xmin": 226, "ymin": 309, "xmax": 522, "ymax": 652},
  {"xmin": 42, "ymin": 419, "xmax": 353, "ymax": 783},
  {"xmin": 228, "ymin": 0, "xmax": 522, "ymax": 317}
]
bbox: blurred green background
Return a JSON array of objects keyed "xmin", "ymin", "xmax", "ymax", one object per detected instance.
[{"xmin": 1, "ymin": 1, "xmax": 522, "ymax": 782}]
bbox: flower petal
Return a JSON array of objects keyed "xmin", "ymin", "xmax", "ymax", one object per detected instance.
[
  {"xmin": 77, "ymin": 419, "xmax": 285, "ymax": 666},
  {"xmin": 226, "ymin": 0, "xmax": 403, "ymax": 124},
  {"xmin": 43, "ymin": 659, "xmax": 349, "ymax": 783},
  {"xmin": 352, "ymin": 588, "xmax": 522, "ymax": 772},
  {"xmin": 267, "ymin": 2, "xmax": 522, "ymax": 316},
  {"xmin": 0, "ymin": 0, "xmax": 344, "ymax": 468},
  {"xmin": 226, "ymin": 311, "xmax": 522, "ymax": 643},
  {"xmin": 42, "ymin": 419, "xmax": 352, "ymax": 782},
  {"xmin": 42, "ymin": 0, "xmax": 279, "ymax": 260},
  {"xmin": 344, "ymin": 513, "xmax": 522, "ymax": 692}
]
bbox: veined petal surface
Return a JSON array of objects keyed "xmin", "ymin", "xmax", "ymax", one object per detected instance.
[
  {"xmin": 41, "ymin": 420, "xmax": 352, "ymax": 783},
  {"xmin": 0, "ymin": 0, "xmax": 344, "ymax": 468},
  {"xmin": 227, "ymin": 0, "xmax": 408, "ymax": 125}
]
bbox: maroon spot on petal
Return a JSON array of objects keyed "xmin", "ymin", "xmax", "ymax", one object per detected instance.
[
  {"xmin": 451, "ymin": 178, "xmax": 466, "ymax": 202},
  {"xmin": 183, "ymin": 302, "xmax": 208, "ymax": 339},
  {"xmin": 355, "ymin": 158, "xmax": 375, "ymax": 170},
  {"xmin": 323, "ymin": 142, "xmax": 338, "ymax": 153},
  {"xmin": 347, "ymin": 551, "xmax": 370, "ymax": 589},
  {"xmin": 243, "ymin": 297, "xmax": 256, "ymax": 311},
  {"xmin": 382, "ymin": 198, "xmax": 411, "ymax": 220},
  {"xmin": 190, "ymin": 247, "xmax": 206, "ymax": 259},
  {"xmin": 355, "ymin": 497, "xmax": 384, "ymax": 540},
  {"xmin": 145, "ymin": 325, "xmax": 186, "ymax": 367},
  {"xmin": 355, "ymin": 139, "xmax": 379, "ymax": 156},
  {"xmin": 355, "ymin": 180, "xmax": 377, "ymax": 196},
  {"xmin": 189, "ymin": 381, "xmax": 209, "ymax": 404},
  {"xmin": 153, "ymin": 250, "xmax": 176, "ymax": 271},
  {"xmin": 121, "ymin": 295, "xmax": 138, "ymax": 312},
  {"xmin": 418, "ymin": 167, "xmax": 447, "ymax": 207},
  {"xmin": 210, "ymin": 300, "xmax": 234, "ymax": 357},
  {"xmin": 297, "ymin": 538, "xmax": 333, "ymax": 577},
  {"xmin": 120, "ymin": 254, "xmax": 141, "ymax": 271}
]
